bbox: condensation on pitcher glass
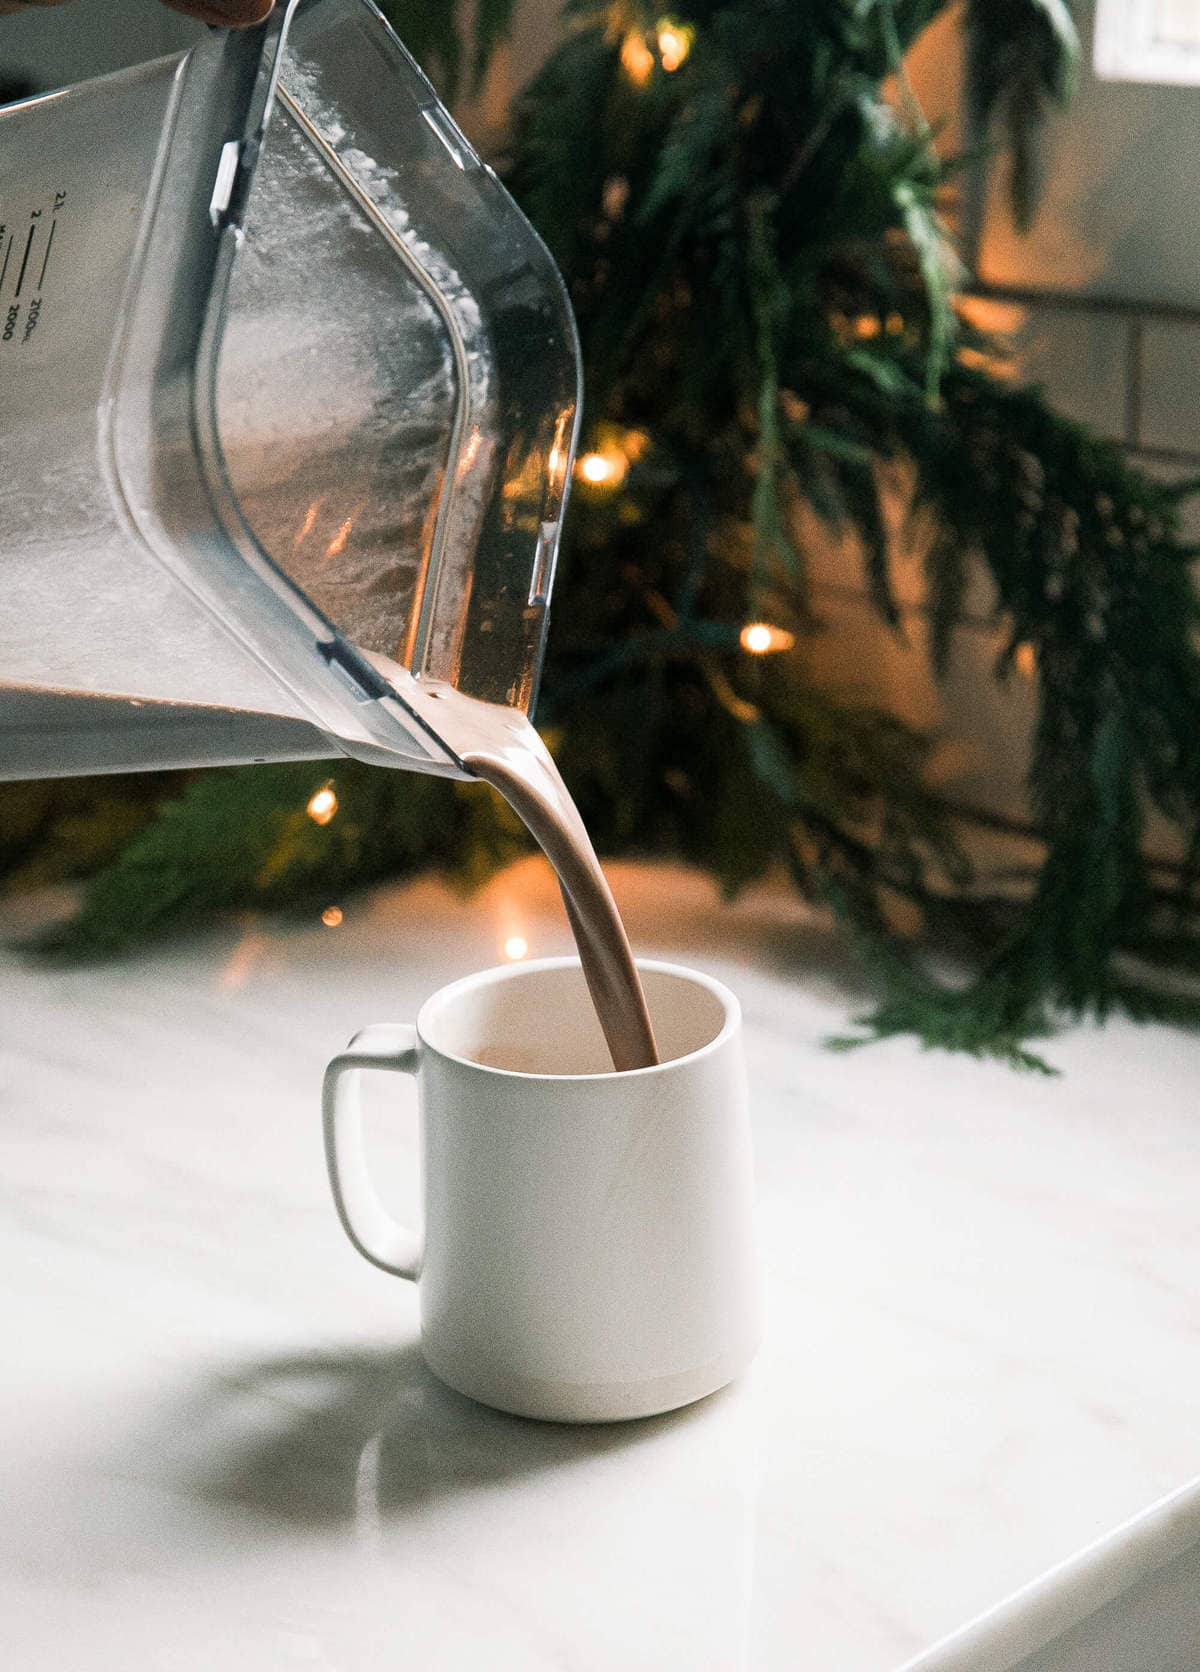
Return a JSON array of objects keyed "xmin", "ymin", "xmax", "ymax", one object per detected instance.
[
  {"xmin": 214, "ymin": 56, "xmax": 499, "ymax": 672},
  {"xmin": 282, "ymin": 56, "xmax": 500, "ymax": 685},
  {"xmin": 282, "ymin": 63, "xmax": 492, "ymax": 400},
  {"xmin": 329, "ymin": 134, "xmax": 498, "ymax": 683}
]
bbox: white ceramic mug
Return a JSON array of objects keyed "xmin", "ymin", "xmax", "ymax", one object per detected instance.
[{"xmin": 322, "ymin": 957, "xmax": 760, "ymax": 1423}]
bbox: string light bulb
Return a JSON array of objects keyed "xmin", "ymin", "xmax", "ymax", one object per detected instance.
[
  {"xmin": 620, "ymin": 30, "xmax": 655, "ymax": 85},
  {"xmin": 321, "ymin": 906, "xmax": 344, "ymax": 927},
  {"xmin": 602, "ymin": 174, "xmax": 630, "ymax": 220},
  {"xmin": 307, "ymin": 785, "xmax": 338, "ymax": 825},
  {"xmin": 740, "ymin": 621, "xmax": 796, "ymax": 655},
  {"xmin": 504, "ymin": 934, "xmax": 529, "ymax": 961},
  {"xmin": 576, "ymin": 449, "xmax": 628, "ymax": 488},
  {"xmin": 293, "ymin": 500, "xmax": 321, "ymax": 548},
  {"xmin": 325, "ymin": 516, "xmax": 355, "ymax": 558},
  {"xmin": 656, "ymin": 19, "xmax": 693, "ymax": 71}
]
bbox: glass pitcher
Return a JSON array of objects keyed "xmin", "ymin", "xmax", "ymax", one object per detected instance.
[{"xmin": 0, "ymin": 0, "xmax": 580, "ymax": 779}]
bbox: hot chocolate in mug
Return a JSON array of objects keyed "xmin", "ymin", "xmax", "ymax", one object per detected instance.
[{"xmin": 321, "ymin": 957, "xmax": 761, "ymax": 1422}]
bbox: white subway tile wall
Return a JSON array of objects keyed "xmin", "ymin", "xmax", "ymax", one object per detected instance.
[
  {"xmin": 1007, "ymin": 305, "xmax": 1131, "ymax": 442},
  {"xmin": 1138, "ymin": 322, "xmax": 1200, "ymax": 456}
]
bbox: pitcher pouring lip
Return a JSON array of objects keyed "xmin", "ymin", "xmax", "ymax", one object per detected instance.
[{"xmin": 0, "ymin": 0, "xmax": 580, "ymax": 785}]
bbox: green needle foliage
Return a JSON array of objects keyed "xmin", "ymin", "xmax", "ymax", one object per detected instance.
[
  {"xmin": 376, "ymin": 0, "xmax": 520, "ymax": 101},
  {"xmin": 964, "ymin": 0, "xmax": 1080, "ymax": 229},
  {"xmin": 8, "ymin": 0, "xmax": 1200, "ymax": 1067}
]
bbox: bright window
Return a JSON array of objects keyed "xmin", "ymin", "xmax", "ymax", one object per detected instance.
[{"xmin": 1095, "ymin": 0, "xmax": 1200, "ymax": 85}]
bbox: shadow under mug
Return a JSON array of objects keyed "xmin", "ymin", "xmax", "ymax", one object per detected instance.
[{"xmin": 322, "ymin": 957, "xmax": 761, "ymax": 1423}]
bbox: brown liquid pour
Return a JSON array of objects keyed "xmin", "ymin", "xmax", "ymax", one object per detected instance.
[{"xmin": 402, "ymin": 685, "xmax": 659, "ymax": 1072}]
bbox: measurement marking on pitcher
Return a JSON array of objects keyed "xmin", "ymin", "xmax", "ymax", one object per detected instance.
[
  {"xmin": 0, "ymin": 235, "xmax": 11, "ymax": 294},
  {"xmin": 38, "ymin": 221, "xmax": 56, "ymax": 290},
  {"xmin": 13, "ymin": 225, "xmax": 36, "ymax": 298}
]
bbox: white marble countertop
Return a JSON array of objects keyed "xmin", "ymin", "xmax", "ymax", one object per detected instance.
[{"xmin": 2, "ymin": 858, "xmax": 1198, "ymax": 1671}]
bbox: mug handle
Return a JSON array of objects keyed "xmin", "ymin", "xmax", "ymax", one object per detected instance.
[{"xmin": 322, "ymin": 1023, "xmax": 423, "ymax": 1280}]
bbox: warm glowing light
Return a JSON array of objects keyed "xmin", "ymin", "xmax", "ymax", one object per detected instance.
[
  {"xmin": 602, "ymin": 174, "xmax": 630, "ymax": 220},
  {"xmin": 325, "ymin": 517, "xmax": 355, "ymax": 558},
  {"xmin": 957, "ymin": 344, "xmax": 1016, "ymax": 381},
  {"xmin": 621, "ymin": 30, "xmax": 656, "ymax": 85},
  {"xmin": 1014, "ymin": 642, "xmax": 1038, "ymax": 680},
  {"xmin": 779, "ymin": 390, "xmax": 810, "ymax": 424},
  {"xmin": 577, "ymin": 449, "xmax": 628, "ymax": 487},
  {"xmin": 293, "ymin": 500, "xmax": 322, "ymax": 548},
  {"xmin": 220, "ymin": 931, "xmax": 268, "ymax": 990},
  {"xmin": 322, "ymin": 906, "xmax": 344, "ymax": 928},
  {"xmin": 740, "ymin": 621, "xmax": 796, "ymax": 655},
  {"xmin": 656, "ymin": 19, "xmax": 693, "ymax": 71},
  {"xmin": 955, "ymin": 295, "xmax": 1028, "ymax": 337},
  {"xmin": 504, "ymin": 934, "xmax": 529, "ymax": 961},
  {"xmin": 307, "ymin": 786, "xmax": 338, "ymax": 825}
]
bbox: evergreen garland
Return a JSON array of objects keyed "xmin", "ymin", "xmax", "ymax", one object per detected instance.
[{"xmin": 7, "ymin": 0, "xmax": 1200, "ymax": 1068}]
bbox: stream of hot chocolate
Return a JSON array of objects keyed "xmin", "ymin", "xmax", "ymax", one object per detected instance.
[
  {"xmin": 400, "ymin": 684, "xmax": 659, "ymax": 1072},
  {"xmin": 465, "ymin": 747, "xmax": 659, "ymax": 1073}
]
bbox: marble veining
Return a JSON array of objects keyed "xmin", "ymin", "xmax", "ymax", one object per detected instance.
[{"xmin": 2, "ymin": 859, "xmax": 1199, "ymax": 1670}]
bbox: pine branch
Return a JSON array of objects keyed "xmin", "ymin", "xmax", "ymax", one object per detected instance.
[
  {"xmin": 32, "ymin": 765, "xmax": 503, "ymax": 958},
  {"xmin": 747, "ymin": 195, "xmax": 808, "ymax": 592},
  {"xmin": 963, "ymin": 0, "xmax": 1080, "ymax": 230},
  {"xmin": 377, "ymin": 0, "xmax": 519, "ymax": 101},
  {"xmin": 469, "ymin": 0, "xmax": 521, "ymax": 93},
  {"xmin": 377, "ymin": 0, "xmax": 464, "ymax": 101}
]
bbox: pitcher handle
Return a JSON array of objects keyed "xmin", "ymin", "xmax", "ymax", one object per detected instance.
[{"xmin": 322, "ymin": 1023, "xmax": 423, "ymax": 1280}]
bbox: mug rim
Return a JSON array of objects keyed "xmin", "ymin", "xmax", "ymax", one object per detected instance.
[{"xmin": 415, "ymin": 955, "xmax": 740, "ymax": 1081}]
